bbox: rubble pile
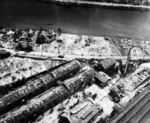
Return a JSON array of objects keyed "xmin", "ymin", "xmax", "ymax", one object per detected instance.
[
  {"xmin": 0, "ymin": 28, "xmax": 57, "ymax": 52},
  {"xmin": 1, "ymin": 27, "xmax": 150, "ymax": 59},
  {"xmin": 115, "ymin": 63, "xmax": 150, "ymax": 106},
  {"xmin": 56, "ymin": 34, "xmax": 122, "ymax": 56},
  {"xmin": 1, "ymin": 27, "xmax": 150, "ymax": 123},
  {"xmin": 0, "ymin": 65, "xmax": 93, "ymax": 123},
  {"xmin": 123, "ymin": 64, "xmax": 150, "ymax": 91},
  {"xmin": 112, "ymin": 38, "xmax": 148, "ymax": 56},
  {"xmin": 0, "ymin": 57, "xmax": 62, "ymax": 86},
  {"xmin": 29, "ymin": 59, "xmax": 150, "ymax": 123}
]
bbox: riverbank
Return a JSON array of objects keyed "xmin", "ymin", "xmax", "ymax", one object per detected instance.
[
  {"xmin": 0, "ymin": 27, "xmax": 149, "ymax": 54},
  {"xmin": 1, "ymin": 0, "xmax": 150, "ymax": 40},
  {"xmin": 37, "ymin": 0, "xmax": 150, "ymax": 11},
  {"xmin": 1, "ymin": 27, "xmax": 150, "ymax": 62}
]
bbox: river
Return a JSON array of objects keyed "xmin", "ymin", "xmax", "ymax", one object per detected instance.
[{"xmin": 0, "ymin": 0, "xmax": 150, "ymax": 40}]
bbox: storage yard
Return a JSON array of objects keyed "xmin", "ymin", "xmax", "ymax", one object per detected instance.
[{"xmin": 1, "ymin": 27, "xmax": 150, "ymax": 123}]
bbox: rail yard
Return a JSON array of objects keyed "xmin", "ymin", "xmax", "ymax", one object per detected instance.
[{"xmin": 1, "ymin": 27, "xmax": 150, "ymax": 123}]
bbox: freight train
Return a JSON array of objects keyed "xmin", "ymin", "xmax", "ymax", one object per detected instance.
[
  {"xmin": 0, "ymin": 69, "xmax": 94, "ymax": 123},
  {"xmin": 0, "ymin": 60, "xmax": 81, "ymax": 116}
]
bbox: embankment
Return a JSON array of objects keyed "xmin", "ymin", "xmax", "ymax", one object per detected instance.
[{"xmin": 36, "ymin": 0, "xmax": 150, "ymax": 11}]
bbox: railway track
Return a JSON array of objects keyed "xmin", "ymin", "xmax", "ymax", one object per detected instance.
[{"xmin": 112, "ymin": 89, "xmax": 150, "ymax": 123}]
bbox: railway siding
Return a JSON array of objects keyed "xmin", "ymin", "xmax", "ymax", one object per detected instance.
[{"xmin": 112, "ymin": 88, "xmax": 150, "ymax": 123}]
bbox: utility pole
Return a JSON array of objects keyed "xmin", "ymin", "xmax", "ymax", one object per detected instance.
[{"xmin": 124, "ymin": 47, "xmax": 133, "ymax": 76}]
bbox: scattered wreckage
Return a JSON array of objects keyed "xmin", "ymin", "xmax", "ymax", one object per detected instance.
[
  {"xmin": 0, "ymin": 60, "xmax": 81, "ymax": 116},
  {"xmin": 0, "ymin": 54, "xmax": 148, "ymax": 123},
  {"xmin": 0, "ymin": 67, "xmax": 94, "ymax": 123},
  {"xmin": 0, "ymin": 49, "xmax": 150, "ymax": 123},
  {"xmin": 1, "ymin": 28, "xmax": 150, "ymax": 123}
]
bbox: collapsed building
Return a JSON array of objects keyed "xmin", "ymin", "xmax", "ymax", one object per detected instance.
[
  {"xmin": 1, "ymin": 28, "xmax": 150, "ymax": 123},
  {"xmin": 0, "ymin": 68, "xmax": 94, "ymax": 123},
  {"xmin": 0, "ymin": 60, "xmax": 81, "ymax": 116},
  {"xmin": 0, "ymin": 54, "xmax": 149, "ymax": 123}
]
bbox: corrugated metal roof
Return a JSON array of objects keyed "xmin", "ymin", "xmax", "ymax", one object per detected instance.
[
  {"xmin": 100, "ymin": 58, "xmax": 116, "ymax": 70},
  {"xmin": 95, "ymin": 71, "xmax": 111, "ymax": 84}
]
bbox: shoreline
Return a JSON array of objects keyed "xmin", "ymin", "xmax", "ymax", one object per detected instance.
[
  {"xmin": 1, "ymin": 27, "xmax": 150, "ymax": 60},
  {"xmin": 36, "ymin": 0, "xmax": 150, "ymax": 11}
]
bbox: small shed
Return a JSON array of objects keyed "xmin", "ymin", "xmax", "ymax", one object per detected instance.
[
  {"xmin": 100, "ymin": 58, "xmax": 116, "ymax": 72},
  {"xmin": 95, "ymin": 71, "xmax": 111, "ymax": 87}
]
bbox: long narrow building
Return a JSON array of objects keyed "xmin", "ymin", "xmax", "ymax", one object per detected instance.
[
  {"xmin": 0, "ymin": 60, "xmax": 81, "ymax": 116},
  {"xmin": 0, "ymin": 68, "xmax": 94, "ymax": 123}
]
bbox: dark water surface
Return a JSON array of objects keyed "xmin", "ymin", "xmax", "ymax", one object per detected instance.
[{"xmin": 0, "ymin": 0, "xmax": 150, "ymax": 40}]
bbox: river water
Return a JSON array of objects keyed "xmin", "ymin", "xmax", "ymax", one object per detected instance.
[{"xmin": 0, "ymin": 0, "xmax": 150, "ymax": 40}]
